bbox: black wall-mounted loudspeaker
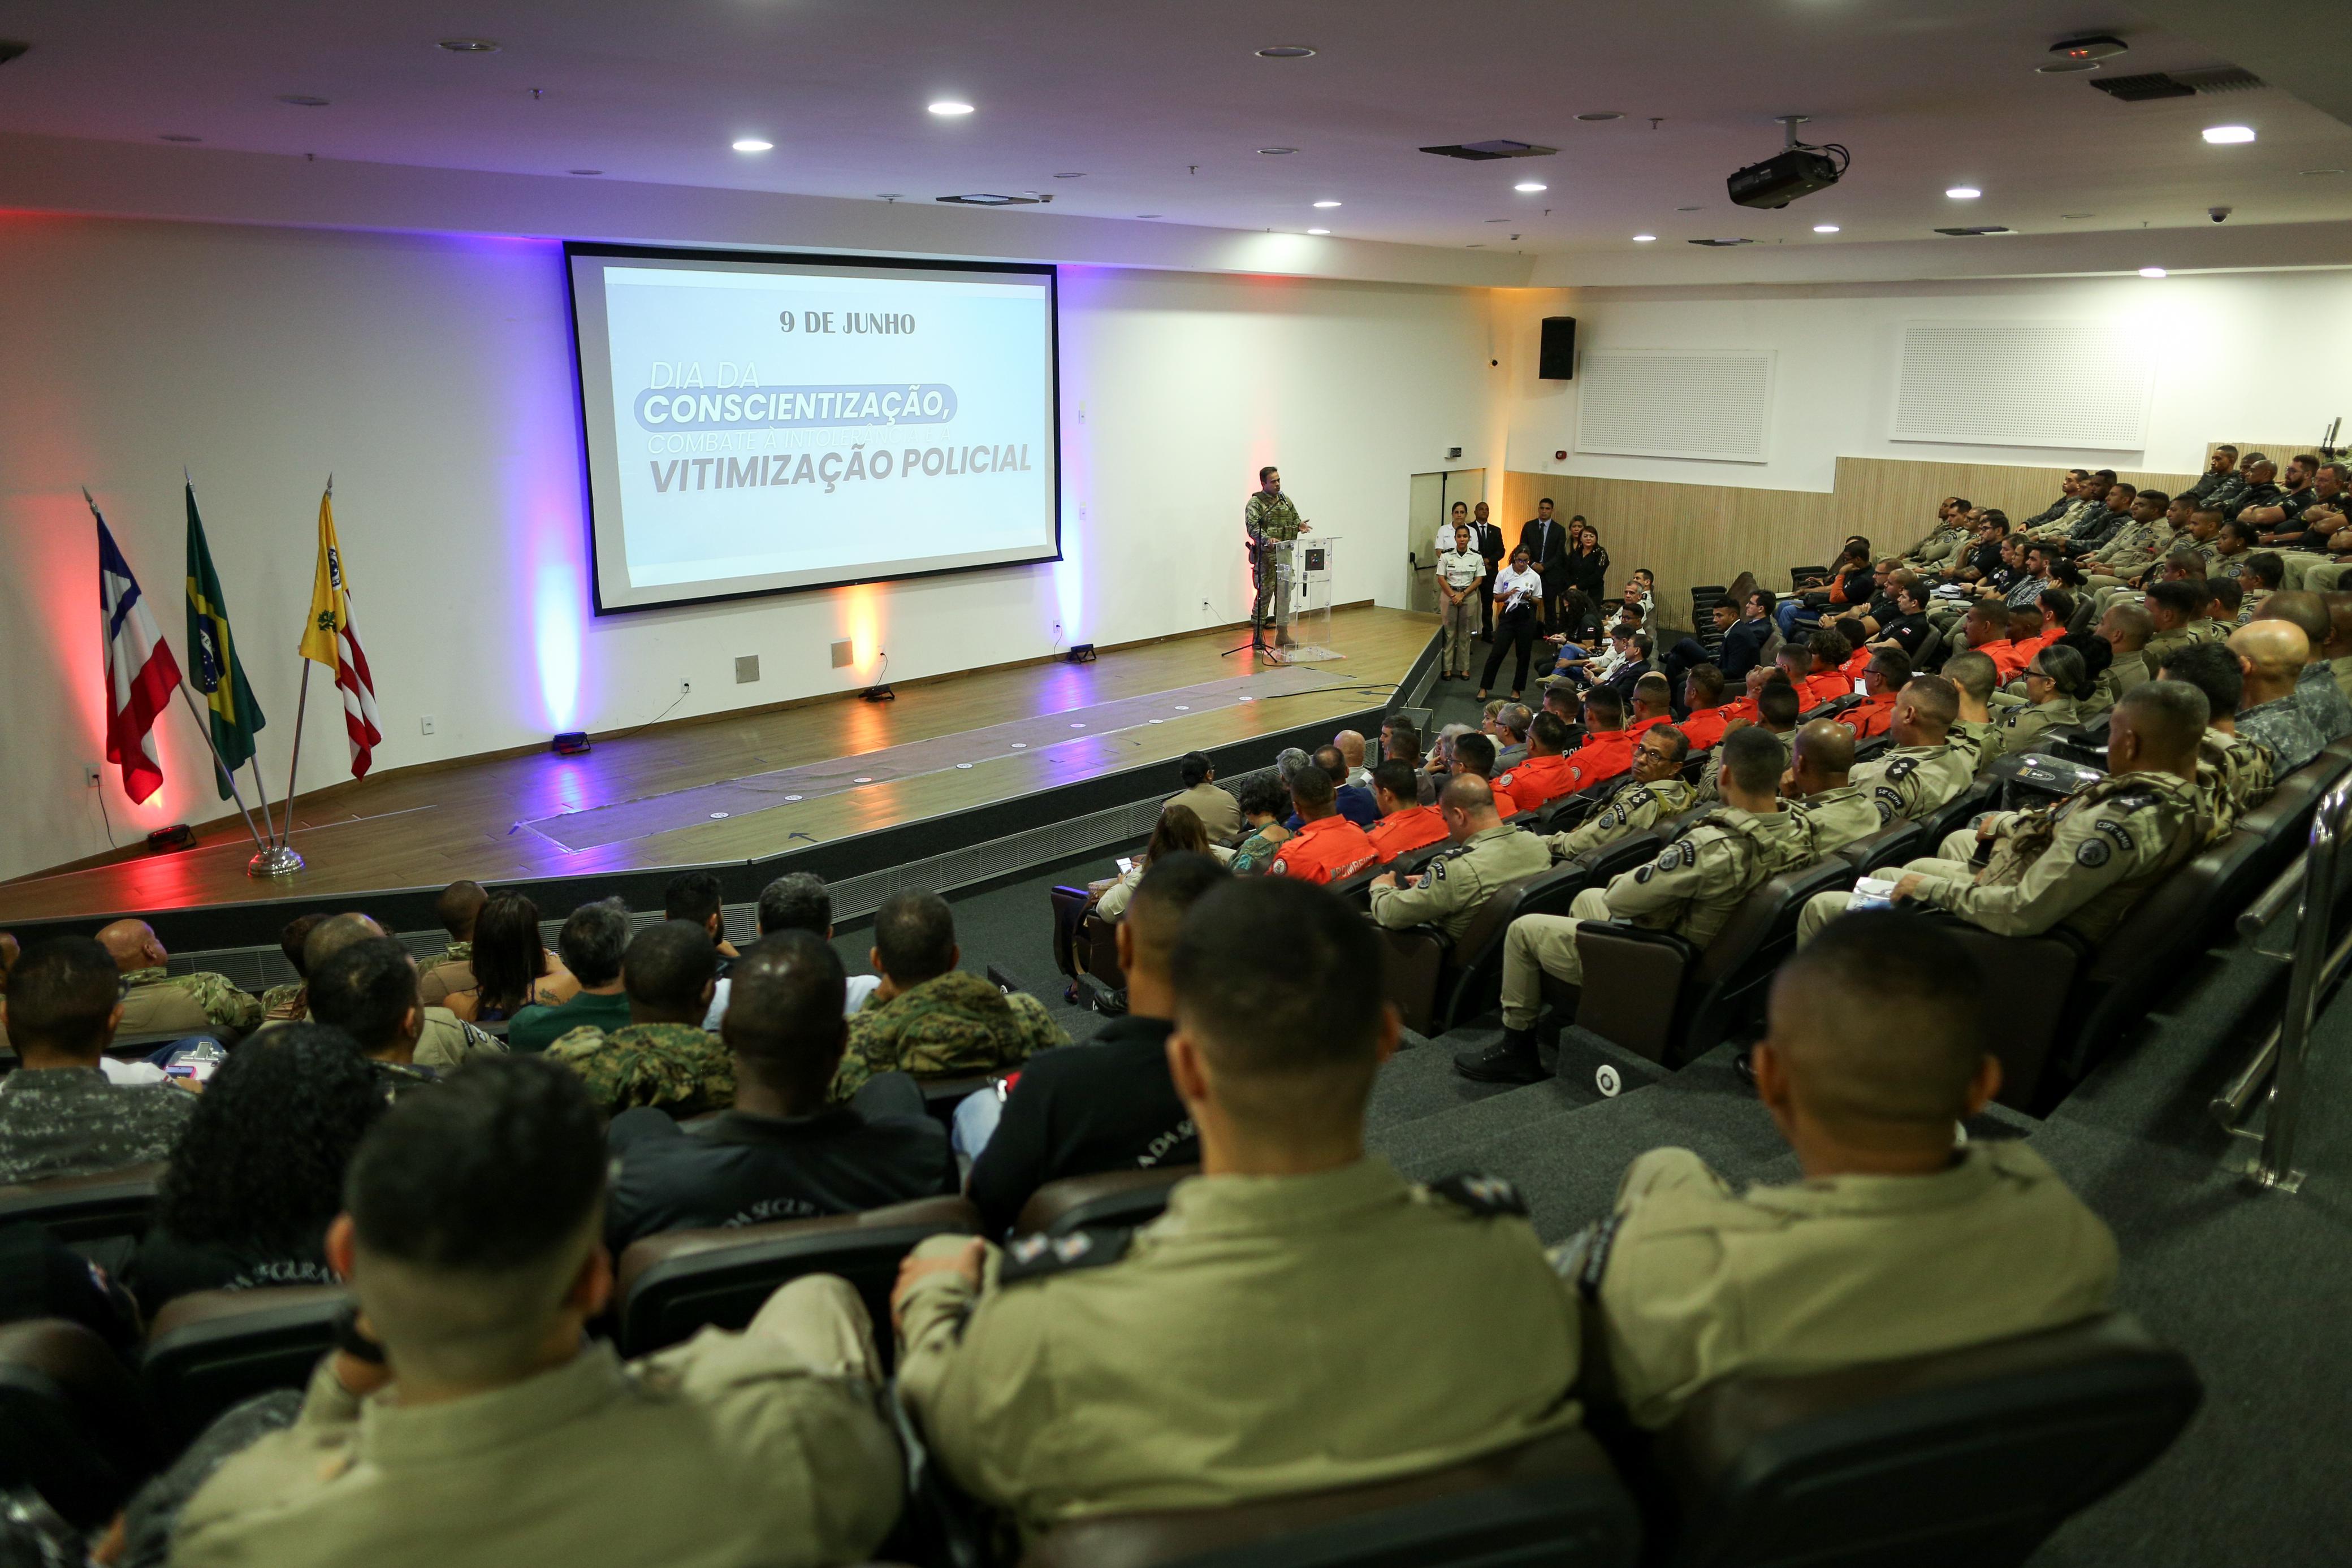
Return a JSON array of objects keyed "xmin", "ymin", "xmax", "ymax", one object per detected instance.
[{"xmin": 1539, "ymin": 316, "xmax": 1577, "ymax": 380}]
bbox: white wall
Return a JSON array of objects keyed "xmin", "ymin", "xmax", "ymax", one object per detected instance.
[
  {"xmin": 0, "ymin": 214, "xmax": 1499, "ymax": 882},
  {"xmin": 1499, "ymin": 271, "xmax": 2352, "ymax": 491}
]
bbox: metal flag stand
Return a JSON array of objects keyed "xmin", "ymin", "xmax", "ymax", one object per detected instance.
[{"xmin": 252, "ymin": 474, "xmax": 331, "ymax": 878}]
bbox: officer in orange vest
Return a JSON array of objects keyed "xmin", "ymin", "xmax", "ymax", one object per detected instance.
[
  {"xmin": 1269, "ymin": 765, "xmax": 1377, "ymax": 885},
  {"xmin": 1363, "ymin": 759, "xmax": 1449, "ymax": 865}
]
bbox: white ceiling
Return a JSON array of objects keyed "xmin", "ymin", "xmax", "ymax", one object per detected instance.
[{"xmin": 2, "ymin": 1, "xmax": 2349, "ymax": 266}]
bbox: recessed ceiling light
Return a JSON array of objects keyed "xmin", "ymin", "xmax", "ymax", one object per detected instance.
[
  {"xmin": 1256, "ymin": 45, "xmax": 1316, "ymax": 59},
  {"xmin": 1632, "ymin": 233, "xmax": 1657, "ymax": 242},
  {"xmin": 1259, "ymin": 147, "xmax": 1296, "ymax": 155},
  {"xmin": 1485, "ymin": 218, "xmax": 1510, "ymax": 223},
  {"xmin": 2138, "ymin": 267, "xmax": 2168, "ymax": 278},
  {"xmin": 436, "ymin": 38, "xmax": 500, "ymax": 54},
  {"xmin": 2202, "ymin": 124, "xmax": 2256, "ymax": 145},
  {"xmin": 1514, "ymin": 181, "xmax": 1547, "ymax": 193},
  {"xmin": 1466, "ymin": 243, "xmax": 1486, "ymax": 249},
  {"xmin": 2302, "ymin": 168, "xmax": 2345, "ymax": 177},
  {"xmin": 158, "ymin": 133, "xmax": 203, "ymax": 143},
  {"xmin": 1813, "ymin": 224, "xmax": 1840, "ymax": 233},
  {"xmin": 732, "ymin": 138, "xmax": 773, "ymax": 153},
  {"xmin": 1313, "ymin": 200, "xmax": 1341, "ymax": 208},
  {"xmin": 2035, "ymin": 59, "xmax": 2102, "ymax": 75},
  {"xmin": 2061, "ymin": 211, "xmax": 2096, "ymax": 219},
  {"xmin": 928, "ymin": 101, "xmax": 974, "ymax": 116},
  {"xmin": 1053, "ymin": 172, "xmax": 1085, "ymax": 179},
  {"xmin": 1945, "ymin": 186, "xmax": 1981, "ymax": 199},
  {"xmin": 569, "ymin": 168, "xmax": 602, "ymax": 176},
  {"xmin": 1307, "ymin": 228, "xmax": 1330, "ymax": 235},
  {"xmin": 1676, "ymin": 205, "xmax": 1702, "ymax": 212},
  {"xmin": 277, "ymin": 94, "xmax": 330, "ymax": 107},
  {"xmin": 1575, "ymin": 111, "xmax": 1624, "ymax": 122},
  {"xmin": 1136, "ymin": 213, "xmax": 1162, "ymax": 219}
]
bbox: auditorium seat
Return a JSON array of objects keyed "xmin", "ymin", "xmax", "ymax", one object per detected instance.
[
  {"xmin": 613, "ymin": 1195, "xmax": 980, "ymax": 1362},
  {"xmin": 1377, "ymin": 870, "xmax": 1548, "ymax": 1036},
  {"xmin": 1648, "ymin": 1313, "xmax": 2199, "ymax": 1568},
  {"xmin": 1013, "ymin": 1165, "xmax": 1197, "ymax": 1238},
  {"xmin": 0, "ymin": 1161, "xmax": 164, "ymax": 1246},
  {"xmin": 0, "ymin": 1318, "xmax": 163, "ymax": 1527},
  {"xmin": 1834, "ymin": 820, "xmax": 1927, "ymax": 876},
  {"xmin": 1018, "ymin": 1427, "xmax": 1640, "ymax": 1568},
  {"xmin": 143, "ymin": 1285, "xmax": 347, "ymax": 1446},
  {"xmin": 1049, "ymin": 888, "xmax": 1126, "ymax": 1010}
]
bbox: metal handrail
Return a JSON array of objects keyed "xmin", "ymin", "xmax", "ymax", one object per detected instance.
[
  {"xmin": 2252, "ymin": 772, "xmax": 2352, "ymax": 1190},
  {"xmin": 2237, "ymin": 855, "xmax": 2308, "ymax": 951}
]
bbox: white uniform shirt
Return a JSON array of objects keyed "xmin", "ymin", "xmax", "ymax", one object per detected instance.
[{"xmin": 1493, "ymin": 565, "xmax": 1544, "ymax": 616}]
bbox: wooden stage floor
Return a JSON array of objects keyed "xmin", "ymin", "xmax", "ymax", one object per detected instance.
[{"xmin": 0, "ymin": 607, "xmax": 1433, "ymax": 925}]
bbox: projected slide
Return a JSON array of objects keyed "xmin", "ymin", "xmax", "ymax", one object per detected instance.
[{"xmin": 567, "ymin": 244, "xmax": 1059, "ymax": 613}]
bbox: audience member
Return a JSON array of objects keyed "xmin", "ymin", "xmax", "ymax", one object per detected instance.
[
  {"xmin": 287, "ymin": 913, "xmax": 501, "ymax": 1071},
  {"xmin": 0, "ymin": 936, "xmax": 194, "ymax": 1184},
  {"xmin": 1698, "ymin": 679, "xmax": 1800, "ymax": 800},
  {"xmin": 2142, "ymin": 579, "xmax": 2206, "ymax": 671},
  {"xmin": 606, "ymin": 932, "xmax": 952, "ymax": 1251},
  {"xmin": 1363, "ymin": 758, "xmax": 1448, "ymax": 864},
  {"xmin": 1497, "ymin": 710, "xmax": 1580, "ymax": 809},
  {"xmin": 1097, "ymin": 803, "xmax": 1224, "ymax": 922},
  {"xmin": 170, "ymin": 1056, "xmax": 903, "ymax": 1568},
  {"xmin": 259, "ymin": 911, "xmax": 331, "ymax": 1022},
  {"xmin": 1560, "ymin": 913, "xmax": 2115, "ymax": 1429},
  {"xmin": 1850, "ymin": 677, "xmax": 1973, "ymax": 825},
  {"xmin": 416, "ymin": 881, "xmax": 487, "ymax": 1007},
  {"xmin": 1334, "ymin": 729, "xmax": 1372, "ymax": 788},
  {"xmin": 507, "ymin": 900, "xmax": 634, "ymax": 1052},
  {"xmin": 1164, "ymin": 750, "xmax": 1244, "ymax": 845},
  {"xmin": 1783, "ymin": 721, "xmax": 1877, "ymax": 858},
  {"xmin": 1463, "ymin": 727, "xmax": 1808, "ymax": 1084},
  {"xmin": 2229, "ymin": 620, "xmax": 2327, "ymax": 773},
  {"xmin": 893, "ymin": 876, "xmax": 1582, "ymax": 1530},
  {"xmin": 2083, "ymin": 601, "xmax": 2153, "ymax": 718},
  {"xmin": 1546, "ymin": 726, "xmax": 1695, "ymax": 859},
  {"xmin": 835, "ymin": 892, "xmax": 1067, "ymax": 1101},
  {"xmin": 1960, "ymin": 601, "xmax": 2029, "ymax": 682},
  {"xmin": 1228, "ymin": 770, "xmax": 1298, "ymax": 875},
  {"xmin": 1492, "ymin": 703, "xmax": 1534, "ymax": 770},
  {"xmin": 546, "ymin": 921, "xmax": 730, "ymax": 1118},
  {"xmin": 1368, "ymin": 775, "xmax": 1553, "ymax": 941},
  {"xmin": 704, "ymin": 872, "xmax": 881, "ymax": 1029},
  {"xmin": 2156, "ymin": 642, "xmax": 2276, "ymax": 831},
  {"xmin": 1715, "ymin": 590, "xmax": 1779, "ymax": 680},
  {"xmin": 124, "ymin": 1025, "xmax": 382, "ymax": 1318},
  {"xmin": 1800, "ymin": 682, "xmax": 2210, "ymax": 943},
  {"xmin": 447, "ymin": 891, "xmax": 577, "ymax": 1023},
  {"xmin": 1676, "ymin": 665, "xmax": 1733, "ymax": 750},
  {"xmin": 1267, "ymin": 764, "xmax": 1378, "ymax": 884},
  {"xmin": 1837, "ymin": 648, "xmax": 1908, "ymax": 739},
  {"xmin": 2250, "ymin": 591, "xmax": 2352, "ymax": 742},
  {"xmin": 966, "ymin": 854, "xmax": 1230, "ymax": 1237},
  {"xmin": 664, "ymin": 870, "xmax": 741, "ymax": 977},
  {"xmin": 1312, "ymin": 744, "xmax": 1380, "ymax": 827},
  {"xmin": 1942, "ymin": 650, "xmax": 2004, "ymax": 774},
  {"xmin": 306, "ymin": 937, "xmax": 442, "ymax": 1100},
  {"xmin": 1443, "ymin": 730, "xmax": 1516, "ymax": 816},
  {"xmin": 1998, "ymin": 644, "xmax": 2090, "ymax": 753},
  {"xmin": 93, "ymin": 919, "xmax": 260, "ymax": 1043}
]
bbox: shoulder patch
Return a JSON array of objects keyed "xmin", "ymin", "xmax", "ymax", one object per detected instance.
[
  {"xmin": 1429, "ymin": 1172, "xmax": 1529, "ymax": 1218},
  {"xmin": 1886, "ymin": 756, "xmax": 1919, "ymax": 782},
  {"xmin": 998, "ymin": 1226, "xmax": 1134, "ymax": 1285},
  {"xmin": 2093, "ymin": 817, "xmax": 2137, "ymax": 853},
  {"xmin": 1267, "ymin": 857, "xmax": 1289, "ymax": 877},
  {"xmin": 2076, "ymin": 837, "xmax": 2112, "ymax": 868}
]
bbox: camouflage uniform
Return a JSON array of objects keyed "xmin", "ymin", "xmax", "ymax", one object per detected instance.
[
  {"xmin": 2198, "ymin": 730, "xmax": 2275, "ymax": 836},
  {"xmin": 1243, "ymin": 488, "xmax": 1305, "ymax": 629},
  {"xmin": 1852, "ymin": 744, "xmax": 1974, "ymax": 826},
  {"xmin": 2238, "ymin": 695, "xmax": 2325, "ymax": 776},
  {"xmin": 0, "ymin": 1066, "xmax": 196, "ymax": 1184},
  {"xmin": 1787, "ymin": 784, "xmax": 1880, "ymax": 860},
  {"xmin": 417, "ymin": 941, "xmax": 475, "ymax": 1009},
  {"xmin": 547, "ymin": 1023, "xmax": 734, "ymax": 1117},
  {"xmin": 118, "ymin": 967, "xmax": 261, "ymax": 1039},
  {"xmin": 833, "ymin": 971, "xmax": 1068, "ymax": 1103},
  {"xmin": 260, "ymin": 982, "xmax": 306, "ymax": 1022},
  {"xmin": 1546, "ymin": 779, "xmax": 1698, "ymax": 860},
  {"xmin": 1367, "ymin": 824, "xmax": 1554, "ymax": 943},
  {"xmin": 2297, "ymin": 662, "xmax": 2352, "ymax": 744}
]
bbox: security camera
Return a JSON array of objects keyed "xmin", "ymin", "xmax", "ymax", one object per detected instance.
[{"xmin": 2210, "ymin": 206, "xmax": 2232, "ymax": 223}]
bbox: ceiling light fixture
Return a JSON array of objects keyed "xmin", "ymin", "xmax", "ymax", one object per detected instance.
[
  {"xmin": 1676, "ymin": 205, "xmax": 1702, "ymax": 212},
  {"xmin": 2035, "ymin": 58, "xmax": 2102, "ymax": 75},
  {"xmin": 436, "ymin": 38, "xmax": 500, "ymax": 54},
  {"xmin": 158, "ymin": 133, "xmax": 203, "ymax": 143},
  {"xmin": 732, "ymin": 137, "xmax": 773, "ymax": 152},
  {"xmin": 1313, "ymin": 200, "xmax": 1341, "ymax": 207},
  {"xmin": 2202, "ymin": 124, "xmax": 2256, "ymax": 144},
  {"xmin": 1813, "ymin": 223, "xmax": 1840, "ymax": 233},
  {"xmin": 2139, "ymin": 266, "xmax": 2168, "ymax": 278},
  {"xmin": 2301, "ymin": 168, "xmax": 2345, "ymax": 177},
  {"xmin": 1515, "ymin": 180, "xmax": 1547, "ymax": 192},
  {"xmin": 2061, "ymin": 211, "xmax": 2097, "ymax": 219},
  {"xmin": 1308, "ymin": 227, "xmax": 1330, "ymax": 235},
  {"xmin": 1575, "ymin": 112, "xmax": 1624, "ymax": 122},
  {"xmin": 1255, "ymin": 45, "xmax": 1316, "ymax": 59},
  {"xmin": 1136, "ymin": 213, "xmax": 1162, "ymax": 218},
  {"xmin": 1945, "ymin": 185, "xmax": 1981, "ymax": 198},
  {"xmin": 1259, "ymin": 147, "xmax": 1296, "ymax": 155},
  {"xmin": 1632, "ymin": 233, "xmax": 1657, "ymax": 242},
  {"xmin": 569, "ymin": 168, "xmax": 603, "ymax": 176},
  {"xmin": 928, "ymin": 100, "xmax": 974, "ymax": 116},
  {"xmin": 1053, "ymin": 172, "xmax": 1085, "ymax": 179},
  {"xmin": 277, "ymin": 94, "xmax": 330, "ymax": 107}
]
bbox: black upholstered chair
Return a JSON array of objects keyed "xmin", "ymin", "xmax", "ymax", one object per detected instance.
[
  {"xmin": 1013, "ymin": 1166, "xmax": 1197, "ymax": 1239},
  {"xmin": 142, "ymin": 1284, "xmax": 348, "ymax": 1446},
  {"xmin": 0, "ymin": 1317, "xmax": 163, "ymax": 1526}
]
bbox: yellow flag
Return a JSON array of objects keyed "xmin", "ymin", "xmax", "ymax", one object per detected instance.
[{"xmin": 299, "ymin": 483, "xmax": 347, "ymax": 667}]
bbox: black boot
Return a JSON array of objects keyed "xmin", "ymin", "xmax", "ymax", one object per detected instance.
[{"xmin": 1454, "ymin": 1027, "xmax": 1547, "ymax": 1085}]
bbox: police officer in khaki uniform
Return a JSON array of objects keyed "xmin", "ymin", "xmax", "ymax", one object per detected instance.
[
  {"xmin": 1941, "ymin": 651, "xmax": 2005, "ymax": 777},
  {"xmin": 2150, "ymin": 641, "xmax": 2276, "ymax": 835},
  {"xmin": 1850, "ymin": 677, "xmax": 1974, "ymax": 826},
  {"xmin": 1782, "ymin": 721, "xmax": 1879, "ymax": 860},
  {"xmin": 1458, "ymin": 729, "xmax": 1810, "ymax": 1084},
  {"xmin": 2079, "ymin": 602, "xmax": 2153, "ymax": 720},
  {"xmin": 1547, "ymin": 727, "xmax": 1697, "ymax": 860},
  {"xmin": 1368, "ymin": 776, "xmax": 1553, "ymax": 943},
  {"xmin": 1555, "ymin": 912, "xmax": 2116, "ymax": 1429},
  {"xmin": 1798, "ymin": 682, "xmax": 2211, "ymax": 945},
  {"xmin": 893, "ymin": 878, "xmax": 1584, "ymax": 1534},
  {"xmin": 1996, "ymin": 645, "xmax": 2089, "ymax": 757},
  {"xmin": 173, "ymin": 1058, "xmax": 902, "ymax": 1568},
  {"xmin": 94, "ymin": 920, "xmax": 261, "ymax": 1041}
]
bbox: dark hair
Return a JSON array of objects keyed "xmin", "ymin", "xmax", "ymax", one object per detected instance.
[
  {"xmin": 1771, "ymin": 912, "xmax": 1988, "ymax": 1123},
  {"xmin": 2032, "ymin": 645, "xmax": 2089, "ymax": 700},
  {"xmin": 1259, "ymin": 465, "xmax": 1277, "ymax": 484},
  {"xmin": 2243, "ymin": 552, "xmax": 2285, "ymax": 591},
  {"xmin": 663, "ymin": 871, "xmax": 724, "ymax": 930},
  {"xmin": 308, "ymin": 938, "xmax": 420, "ymax": 1054},
  {"xmin": 155, "ymin": 1025, "xmax": 385, "ymax": 1254},
  {"xmin": 1238, "ymin": 771, "xmax": 1291, "ymax": 819},
  {"xmin": 1312, "ymin": 746, "xmax": 1347, "ymax": 783},
  {"xmin": 1581, "ymin": 688, "xmax": 1624, "ymax": 726},
  {"xmin": 2109, "ymin": 482, "xmax": 2138, "ymax": 501},
  {"xmin": 621, "ymin": 921, "xmax": 720, "ymax": 1015},
  {"xmin": 557, "ymin": 900, "xmax": 630, "ymax": 989},
  {"xmin": 434, "ymin": 881, "xmax": 487, "ymax": 941},
  {"xmin": 874, "ymin": 891, "xmax": 956, "ymax": 984},
  {"xmin": 6, "ymin": 937, "xmax": 119, "ymax": 1054},
  {"xmin": 756, "ymin": 872, "xmax": 832, "ymax": 937},
  {"xmin": 470, "ymin": 893, "xmax": 550, "ymax": 1017},
  {"xmin": 1147, "ymin": 803, "xmax": 1213, "ymax": 866},
  {"xmin": 720, "ymin": 932, "xmax": 846, "ymax": 1103},
  {"xmin": 1649, "ymin": 725, "xmax": 1692, "ymax": 763},
  {"xmin": 2038, "ymin": 588, "xmax": 2077, "ymax": 629},
  {"xmin": 2208, "ymin": 577, "xmax": 2243, "ymax": 616},
  {"xmin": 2117, "ymin": 678, "xmax": 2210, "ymax": 752},
  {"xmin": 1381, "ymin": 715, "xmax": 1422, "ymax": 760},
  {"xmin": 1749, "ymin": 588, "xmax": 1778, "ymax": 612},
  {"xmin": 1172, "ymin": 878, "xmax": 1382, "ymax": 1080},
  {"xmin": 1370, "ymin": 758, "xmax": 1420, "ymax": 803},
  {"xmin": 1127, "ymin": 851, "xmax": 1229, "ymax": 965},
  {"xmin": 1530, "ymin": 710, "xmax": 1576, "ymax": 751},
  {"xmin": 1759, "ymin": 681, "xmax": 1802, "ymax": 727},
  {"xmin": 279, "ymin": 912, "xmax": 329, "ymax": 978},
  {"xmin": 2138, "ymin": 490, "xmax": 2169, "ymax": 509},
  {"xmin": 1869, "ymin": 648, "xmax": 1914, "ymax": 685},
  {"xmin": 2156, "ymin": 640, "xmax": 2242, "ymax": 716},
  {"xmin": 1806, "ymin": 629, "xmax": 1845, "ymax": 666},
  {"xmin": 347, "ymin": 1055, "xmax": 605, "ymax": 1272},
  {"xmin": 1452, "ymin": 731, "xmax": 1498, "ymax": 776},
  {"xmin": 1289, "ymin": 763, "xmax": 1336, "ymax": 811},
  {"xmin": 2148, "ymin": 579, "xmax": 2204, "ymax": 623},
  {"xmin": 1687, "ymin": 663, "xmax": 1725, "ymax": 701},
  {"xmin": 1722, "ymin": 726, "xmax": 1786, "ymax": 794},
  {"xmin": 2219, "ymin": 518, "xmax": 2258, "ymax": 547},
  {"xmin": 1179, "ymin": 750, "xmax": 1214, "ymax": 787}
]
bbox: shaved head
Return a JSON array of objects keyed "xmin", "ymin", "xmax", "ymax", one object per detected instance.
[
  {"xmin": 2232, "ymin": 620, "xmax": 2310, "ymax": 683},
  {"xmin": 2112, "ymin": 680, "xmax": 2208, "ymax": 776},
  {"xmin": 304, "ymin": 912, "xmax": 390, "ymax": 976},
  {"xmin": 1895, "ymin": 675, "xmax": 1957, "ymax": 742},
  {"xmin": 1790, "ymin": 720, "xmax": 1856, "ymax": 791},
  {"xmin": 1765, "ymin": 912, "xmax": 1994, "ymax": 1129},
  {"xmin": 1439, "ymin": 773, "xmax": 1496, "ymax": 815},
  {"xmin": 94, "ymin": 919, "xmax": 165, "ymax": 972},
  {"xmin": 2254, "ymin": 590, "xmax": 2329, "ymax": 656},
  {"xmin": 434, "ymin": 881, "xmax": 487, "ymax": 941}
]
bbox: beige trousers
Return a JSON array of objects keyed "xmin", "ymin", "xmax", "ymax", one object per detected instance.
[{"xmin": 1500, "ymin": 888, "xmax": 1614, "ymax": 1028}]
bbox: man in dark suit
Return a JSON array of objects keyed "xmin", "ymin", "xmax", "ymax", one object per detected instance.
[
  {"xmin": 1519, "ymin": 498, "xmax": 1572, "ymax": 627},
  {"xmin": 1469, "ymin": 501, "xmax": 1507, "ymax": 639}
]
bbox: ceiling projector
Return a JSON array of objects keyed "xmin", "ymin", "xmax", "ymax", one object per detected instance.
[{"xmin": 1727, "ymin": 118, "xmax": 1851, "ymax": 209}]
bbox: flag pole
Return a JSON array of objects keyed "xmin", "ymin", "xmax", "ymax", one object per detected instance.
[
  {"xmin": 171, "ymin": 682, "xmax": 270, "ymax": 854},
  {"xmin": 275, "ymin": 662, "xmax": 312, "ymax": 862},
  {"xmin": 246, "ymin": 758, "xmax": 278, "ymax": 846}
]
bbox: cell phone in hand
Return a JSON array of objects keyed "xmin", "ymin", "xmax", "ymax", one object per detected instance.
[
  {"xmin": 1847, "ymin": 876, "xmax": 1898, "ymax": 912},
  {"xmin": 1116, "ymin": 856, "xmax": 1137, "ymax": 876},
  {"xmin": 165, "ymin": 1039, "xmax": 228, "ymax": 1084}
]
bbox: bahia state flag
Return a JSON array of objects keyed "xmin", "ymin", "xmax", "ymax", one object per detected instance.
[
  {"xmin": 184, "ymin": 478, "xmax": 266, "ymax": 796},
  {"xmin": 90, "ymin": 493, "xmax": 184, "ymax": 804},
  {"xmin": 299, "ymin": 480, "xmax": 383, "ymax": 778}
]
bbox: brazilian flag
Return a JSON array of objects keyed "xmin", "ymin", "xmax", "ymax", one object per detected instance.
[{"xmin": 184, "ymin": 479, "xmax": 266, "ymax": 795}]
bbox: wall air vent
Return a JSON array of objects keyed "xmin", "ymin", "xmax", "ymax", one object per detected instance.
[
  {"xmin": 1419, "ymin": 140, "xmax": 1557, "ymax": 161},
  {"xmin": 2091, "ymin": 67, "xmax": 2263, "ymax": 102},
  {"xmin": 935, "ymin": 193, "xmax": 1048, "ymax": 206}
]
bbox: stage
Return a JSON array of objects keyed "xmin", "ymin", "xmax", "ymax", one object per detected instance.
[{"xmin": 0, "ymin": 607, "xmax": 1434, "ymax": 938}]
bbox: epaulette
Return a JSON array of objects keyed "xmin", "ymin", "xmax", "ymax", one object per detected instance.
[
  {"xmin": 998, "ymin": 1226, "xmax": 1134, "ymax": 1285},
  {"xmin": 1884, "ymin": 755, "xmax": 1919, "ymax": 782},
  {"xmin": 1428, "ymin": 1172, "xmax": 1529, "ymax": 1218}
]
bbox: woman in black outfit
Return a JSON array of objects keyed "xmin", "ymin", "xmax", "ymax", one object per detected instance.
[
  {"xmin": 123, "ymin": 1025, "xmax": 385, "ymax": 1319},
  {"xmin": 1560, "ymin": 523, "xmax": 1610, "ymax": 640},
  {"xmin": 1479, "ymin": 546, "xmax": 1547, "ymax": 699}
]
